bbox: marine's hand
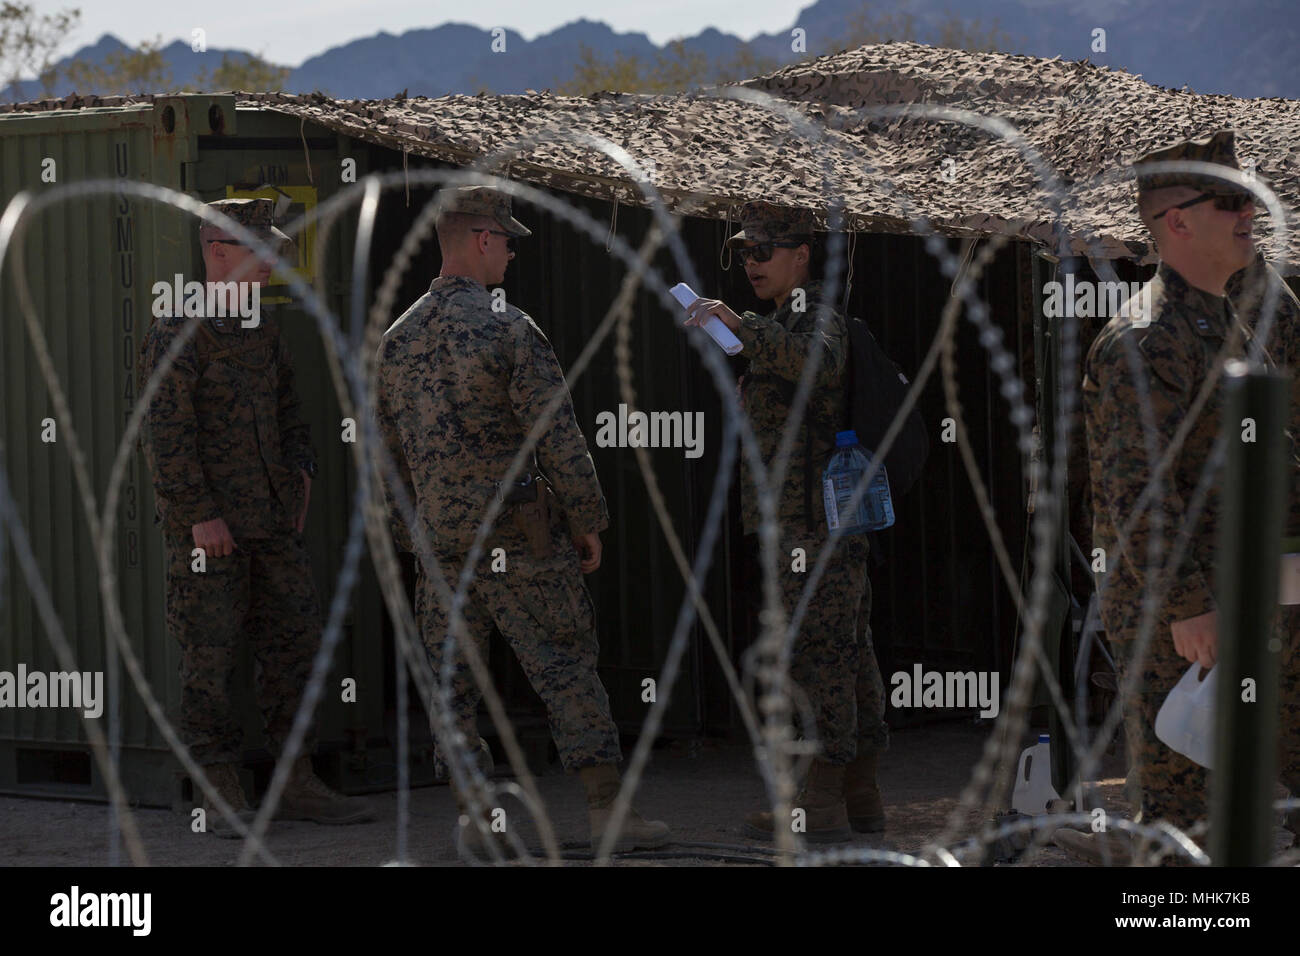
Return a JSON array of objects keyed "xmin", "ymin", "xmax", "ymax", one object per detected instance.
[
  {"xmin": 684, "ymin": 297, "xmax": 742, "ymax": 333},
  {"xmin": 297, "ymin": 469, "xmax": 312, "ymax": 534},
  {"xmin": 572, "ymin": 532, "xmax": 602, "ymax": 573},
  {"xmin": 1171, "ymin": 610, "xmax": 1218, "ymax": 668},
  {"xmin": 193, "ymin": 517, "xmax": 237, "ymax": 558}
]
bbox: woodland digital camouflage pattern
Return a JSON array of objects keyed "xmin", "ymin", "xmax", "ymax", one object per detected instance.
[
  {"xmin": 436, "ymin": 185, "xmax": 532, "ymax": 236},
  {"xmin": 738, "ymin": 280, "xmax": 887, "ymax": 765},
  {"xmin": 1083, "ymin": 262, "xmax": 1300, "ymax": 831},
  {"xmin": 164, "ymin": 533, "xmax": 320, "ymax": 765},
  {"xmin": 779, "ymin": 531, "xmax": 888, "ymax": 764},
  {"xmin": 727, "ymin": 201, "xmax": 815, "ymax": 247},
  {"xmin": 139, "ymin": 313, "xmax": 314, "ymax": 539},
  {"xmin": 376, "ymin": 274, "xmax": 621, "ymax": 773},
  {"xmin": 201, "ymin": 196, "xmax": 295, "ymax": 253},
  {"xmin": 737, "ymin": 279, "xmax": 845, "ymax": 536},
  {"xmin": 413, "ymin": 518, "xmax": 622, "ymax": 776},
  {"xmin": 138, "ymin": 226, "xmax": 323, "ymax": 766},
  {"xmin": 376, "ymin": 275, "xmax": 609, "ymax": 554}
]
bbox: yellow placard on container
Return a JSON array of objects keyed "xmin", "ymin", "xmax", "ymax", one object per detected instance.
[{"xmin": 225, "ymin": 185, "xmax": 317, "ymax": 305}]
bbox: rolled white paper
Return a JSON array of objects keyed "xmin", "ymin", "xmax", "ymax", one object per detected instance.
[{"xmin": 669, "ymin": 282, "xmax": 743, "ymax": 356}]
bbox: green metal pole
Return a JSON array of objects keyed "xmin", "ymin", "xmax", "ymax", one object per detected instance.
[
  {"xmin": 1034, "ymin": 254, "xmax": 1077, "ymax": 801},
  {"xmin": 1211, "ymin": 361, "xmax": 1288, "ymax": 865}
]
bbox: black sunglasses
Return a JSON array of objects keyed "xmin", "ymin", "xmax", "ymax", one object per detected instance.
[
  {"xmin": 471, "ymin": 227, "xmax": 516, "ymax": 251},
  {"xmin": 206, "ymin": 238, "xmax": 250, "ymax": 247},
  {"xmin": 1153, "ymin": 191, "xmax": 1254, "ymax": 219},
  {"xmin": 736, "ymin": 239, "xmax": 807, "ymax": 264}
]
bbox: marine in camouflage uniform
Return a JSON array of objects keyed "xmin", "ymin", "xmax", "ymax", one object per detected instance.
[
  {"xmin": 1076, "ymin": 132, "xmax": 1300, "ymax": 861},
  {"xmin": 375, "ymin": 186, "xmax": 668, "ymax": 851},
  {"xmin": 688, "ymin": 202, "xmax": 887, "ymax": 842},
  {"xmin": 735, "ymin": 285, "xmax": 888, "ymax": 768},
  {"xmin": 139, "ymin": 197, "xmax": 372, "ymax": 833}
]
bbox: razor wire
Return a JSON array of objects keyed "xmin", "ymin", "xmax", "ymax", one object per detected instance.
[{"xmin": 0, "ymin": 88, "xmax": 1295, "ymax": 868}]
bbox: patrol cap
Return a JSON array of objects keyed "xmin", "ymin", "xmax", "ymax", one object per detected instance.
[
  {"xmin": 726, "ymin": 200, "xmax": 815, "ymax": 248},
  {"xmin": 1133, "ymin": 130, "xmax": 1258, "ymax": 197},
  {"xmin": 200, "ymin": 197, "xmax": 295, "ymax": 255},
  {"xmin": 437, "ymin": 185, "xmax": 532, "ymax": 237}
]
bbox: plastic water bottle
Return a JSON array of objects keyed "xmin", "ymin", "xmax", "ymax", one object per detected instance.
[
  {"xmin": 822, "ymin": 430, "xmax": 895, "ymax": 534},
  {"xmin": 1012, "ymin": 734, "xmax": 1062, "ymax": 815}
]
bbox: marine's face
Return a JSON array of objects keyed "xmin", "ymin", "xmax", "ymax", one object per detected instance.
[
  {"xmin": 742, "ymin": 241, "xmax": 807, "ymax": 303},
  {"xmin": 1185, "ymin": 195, "xmax": 1256, "ymax": 274},
  {"xmin": 205, "ymin": 237, "xmax": 275, "ymax": 287},
  {"xmin": 477, "ymin": 226, "xmax": 515, "ymax": 284}
]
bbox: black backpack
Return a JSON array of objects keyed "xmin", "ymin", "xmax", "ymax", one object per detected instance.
[
  {"xmin": 842, "ymin": 316, "xmax": 929, "ymax": 500},
  {"xmin": 786, "ymin": 315, "xmax": 930, "ymax": 540}
]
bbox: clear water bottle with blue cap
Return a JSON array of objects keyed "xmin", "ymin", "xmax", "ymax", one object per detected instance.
[{"xmin": 822, "ymin": 430, "xmax": 895, "ymax": 534}]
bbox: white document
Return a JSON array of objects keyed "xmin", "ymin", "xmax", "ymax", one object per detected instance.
[{"xmin": 669, "ymin": 282, "xmax": 743, "ymax": 356}]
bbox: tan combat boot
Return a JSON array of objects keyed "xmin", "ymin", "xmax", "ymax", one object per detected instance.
[
  {"xmin": 201, "ymin": 762, "xmax": 257, "ymax": 839},
  {"xmin": 844, "ymin": 751, "xmax": 887, "ymax": 833},
  {"xmin": 450, "ymin": 780, "xmax": 523, "ymax": 861},
  {"xmin": 581, "ymin": 763, "xmax": 671, "ymax": 852},
  {"xmin": 743, "ymin": 759, "xmax": 852, "ymax": 844},
  {"xmin": 276, "ymin": 757, "xmax": 376, "ymax": 825}
]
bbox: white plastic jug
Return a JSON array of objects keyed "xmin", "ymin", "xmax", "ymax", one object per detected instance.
[
  {"xmin": 1154, "ymin": 663, "xmax": 1216, "ymax": 769},
  {"xmin": 1012, "ymin": 734, "xmax": 1061, "ymax": 815},
  {"xmin": 1280, "ymin": 553, "xmax": 1300, "ymax": 604}
]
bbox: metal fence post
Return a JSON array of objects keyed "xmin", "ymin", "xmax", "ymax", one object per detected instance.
[{"xmin": 1211, "ymin": 360, "xmax": 1289, "ymax": 865}]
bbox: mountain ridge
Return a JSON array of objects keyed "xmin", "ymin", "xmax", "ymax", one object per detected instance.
[{"xmin": 4, "ymin": 1, "xmax": 1296, "ymax": 102}]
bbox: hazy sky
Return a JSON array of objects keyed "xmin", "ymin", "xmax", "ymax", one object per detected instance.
[{"xmin": 38, "ymin": 0, "xmax": 813, "ymax": 67}]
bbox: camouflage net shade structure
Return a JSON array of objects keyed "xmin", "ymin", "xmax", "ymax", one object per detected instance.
[
  {"xmin": 5, "ymin": 41, "xmax": 1297, "ymax": 271},
  {"xmin": 1, "ymin": 41, "xmax": 1298, "ymax": 868}
]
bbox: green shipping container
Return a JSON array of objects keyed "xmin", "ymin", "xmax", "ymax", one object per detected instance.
[{"xmin": 0, "ymin": 95, "xmax": 388, "ymax": 806}]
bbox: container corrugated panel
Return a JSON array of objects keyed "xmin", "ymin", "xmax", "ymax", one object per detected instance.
[
  {"xmin": 0, "ymin": 97, "xmax": 389, "ymax": 804},
  {"xmin": 1, "ymin": 101, "xmax": 187, "ymax": 800}
]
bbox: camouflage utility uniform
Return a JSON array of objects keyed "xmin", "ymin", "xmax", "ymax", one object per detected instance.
[
  {"xmin": 1085, "ymin": 264, "xmax": 1247, "ymax": 827},
  {"xmin": 1083, "ymin": 137, "xmax": 1300, "ymax": 832},
  {"xmin": 138, "ymin": 200, "xmax": 322, "ymax": 767},
  {"xmin": 377, "ymin": 269, "xmax": 621, "ymax": 775},
  {"xmin": 731, "ymin": 205, "xmax": 888, "ymax": 766}
]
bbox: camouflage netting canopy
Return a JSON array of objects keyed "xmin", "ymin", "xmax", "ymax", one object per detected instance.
[{"xmin": 6, "ymin": 42, "xmax": 1298, "ymax": 272}]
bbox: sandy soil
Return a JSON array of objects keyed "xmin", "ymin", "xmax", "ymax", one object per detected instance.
[{"xmin": 0, "ymin": 722, "xmax": 1283, "ymax": 867}]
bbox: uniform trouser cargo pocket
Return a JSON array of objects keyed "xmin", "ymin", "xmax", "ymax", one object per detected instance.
[{"xmin": 415, "ymin": 553, "xmax": 620, "ymax": 773}]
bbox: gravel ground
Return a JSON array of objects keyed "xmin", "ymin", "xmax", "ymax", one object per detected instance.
[{"xmin": 2, "ymin": 722, "xmax": 1286, "ymax": 867}]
